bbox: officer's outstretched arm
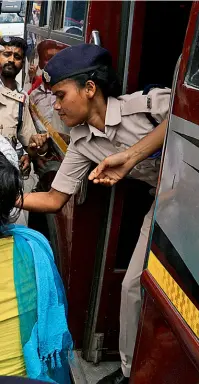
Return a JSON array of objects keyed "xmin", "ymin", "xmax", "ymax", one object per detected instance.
[
  {"xmin": 89, "ymin": 119, "xmax": 167, "ymax": 186},
  {"xmin": 17, "ymin": 188, "xmax": 71, "ymax": 213}
]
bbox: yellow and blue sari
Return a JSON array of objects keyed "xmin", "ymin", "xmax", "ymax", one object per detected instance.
[{"xmin": 0, "ymin": 224, "xmax": 73, "ymax": 383}]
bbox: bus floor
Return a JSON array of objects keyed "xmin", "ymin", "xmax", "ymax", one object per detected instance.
[{"xmin": 70, "ymin": 351, "xmax": 120, "ymax": 384}]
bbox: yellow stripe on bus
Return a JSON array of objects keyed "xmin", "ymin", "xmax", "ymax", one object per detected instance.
[
  {"xmin": 148, "ymin": 251, "xmax": 199, "ymax": 338},
  {"xmin": 30, "ymin": 101, "xmax": 68, "ymax": 154}
]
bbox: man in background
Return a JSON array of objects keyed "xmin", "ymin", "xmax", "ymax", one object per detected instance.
[
  {"xmin": 0, "ymin": 36, "xmax": 48, "ymax": 224},
  {"xmin": 28, "ymin": 39, "xmax": 69, "ymax": 135}
]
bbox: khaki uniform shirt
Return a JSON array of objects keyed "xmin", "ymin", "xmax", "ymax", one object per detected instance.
[
  {"xmin": 30, "ymin": 84, "xmax": 70, "ymax": 134},
  {"xmin": 0, "ymin": 83, "xmax": 36, "ymax": 147},
  {"xmin": 30, "ymin": 84, "xmax": 55, "ymax": 129},
  {"xmin": 52, "ymin": 87, "xmax": 171, "ymax": 195}
]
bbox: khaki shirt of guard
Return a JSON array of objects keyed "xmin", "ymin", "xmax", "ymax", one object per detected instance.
[
  {"xmin": 52, "ymin": 87, "xmax": 171, "ymax": 195},
  {"xmin": 30, "ymin": 84, "xmax": 69, "ymax": 135},
  {"xmin": 30, "ymin": 83, "xmax": 55, "ymax": 128},
  {"xmin": 0, "ymin": 85, "xmax": 36, "ymax": 147}
]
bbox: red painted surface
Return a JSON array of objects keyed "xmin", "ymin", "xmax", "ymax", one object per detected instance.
[
  {"xmin": 173, "ymin": 2, "xmax": 199, "ymax": 123},
  {"xmin": 95, "ymin": 180, "xmax": 153, "ymax": 353},
  {"xmin": 85, "ymin": 1, "xmax": 123, "ymax": 69},
  {"xmin": 130, "ymin": 271, "xmax": 199, "ymax": 384},
  {"xmin": 95, "ymin": 182, "xmax": 126, "ymax": 353},
  {"xmin": 126, "ymin": 1, "xmax": 146, "ymax": 93},
  {"xmin": 54, "ymin": 199, "xmax": 74, "ymax": 282},
  {"xmin": 66, "ymin": 183, "xmax": 111, "ymax": 348}
]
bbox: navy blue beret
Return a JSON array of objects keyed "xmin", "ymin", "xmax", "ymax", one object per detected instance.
[{"xmin": 42, "ymin": 43, "xmax": 112, "ymax": 87}]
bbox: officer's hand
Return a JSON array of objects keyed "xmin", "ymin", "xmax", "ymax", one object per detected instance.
[
  {"xmin": 29, "ymin": 133, "xmax": 49, "ymax": 153},
  {"xmin": 88, "ymin": 151, "xmax": 132, "ymax": 186},
  {"xmin": 20, "ymin": 154, "xmax": 31, "ymax": 176}
]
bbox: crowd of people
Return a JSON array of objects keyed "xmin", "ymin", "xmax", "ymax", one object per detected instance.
[{"xmin": 0, "ymin": 35, "xmax": 171, "ymax": 384}]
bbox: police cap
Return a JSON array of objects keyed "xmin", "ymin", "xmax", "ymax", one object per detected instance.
[{"xmin": 42, "ymin": 43, "xmax": 112, "ymax": 87}]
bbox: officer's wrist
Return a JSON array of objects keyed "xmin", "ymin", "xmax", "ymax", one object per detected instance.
[
  {"xmin": 125, "ymin": 147, "xmax": 138, "ymax": 168},
  {"xmin": 37, "ymin": 151, "xmax": 48, "ymax": 157}
]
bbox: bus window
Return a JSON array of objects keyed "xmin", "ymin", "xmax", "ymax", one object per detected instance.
[
  {"xmin": 0, "ymin": 13, "xmax": 24, "ymax": 38},
  {"xmin": 30, "ymin": 1, "xmax": 41, "ymax": 26},
  {"xmin": 185, "ymin": 15, "xmax": 199, "ymax": 88},
  {"xmin": 63, "ymin": 0, "xmax": 87, "ymax": 37},
  {"xmin": 45, "ymin": 0, "xmax": 52, "ymax": 26},
  {"xmin": 28, "ymin": 1, "xmax": 52, "ymax": 29},
  {"xmin": 0, "ymin": 13, "xmax": 23, "ymax": 23}
]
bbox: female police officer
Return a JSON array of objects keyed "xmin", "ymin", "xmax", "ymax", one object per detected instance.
[{"xmin": 23, "ymin": 43, "xmax": 170, "ymax": 384}]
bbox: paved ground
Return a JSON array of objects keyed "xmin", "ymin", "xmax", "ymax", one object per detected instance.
[{"xmin": 77, "ymin": 351, "xmax": 120, "ymax": 383}]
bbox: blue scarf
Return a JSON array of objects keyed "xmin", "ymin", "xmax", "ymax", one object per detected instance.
[{"xmin": 1, "ymin": 224, "xmax": 73, "ymax": 383}]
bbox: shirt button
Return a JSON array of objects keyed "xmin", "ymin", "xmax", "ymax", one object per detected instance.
[{"xmin": 115, "ymin": 141, "xmax": 121, "ymax": 148}]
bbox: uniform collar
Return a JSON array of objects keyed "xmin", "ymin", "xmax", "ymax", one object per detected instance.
[
  {"xmin": 16, "ymin": 81, "xmax": 23, "ymax": 93},
  {"xmin": 0, "ymin": 77, "xmax": 22, "ymax": 93},
  {"xmin": 86, "ymin": 97, "xmax": 121, "ymax": 141},
  {"xmin": 86, "ymin": 124, "xmax": 106, "ymax": 142},
  {"xmin": 71, "ymin": 123, "xmax": 106, "ymax": 144},
  {"xmin": 105, "ymin": 97, "xmax": 121, "ymax": 126},
  {"xmin": 70, "ymin": 124, "xmax": 89, "ymax": 144},
  {"xmin": 71, "ymin": 96, "xmax": 121, "ymax": 144}
]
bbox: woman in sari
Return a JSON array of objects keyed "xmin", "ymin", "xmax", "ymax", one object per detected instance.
[{"xmin": 0, "ymin": 135, "xmax": 73, "ymax": 383}]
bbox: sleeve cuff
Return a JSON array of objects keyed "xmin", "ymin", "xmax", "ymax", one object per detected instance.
[{"xmin": 52, "ymin": 171, "xmax": 82, "ymax": 195}]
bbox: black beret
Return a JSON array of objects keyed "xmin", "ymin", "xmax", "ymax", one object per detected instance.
[{"xmin": 42, "ymin": 43, "xmax": 112, "ymax": 87}]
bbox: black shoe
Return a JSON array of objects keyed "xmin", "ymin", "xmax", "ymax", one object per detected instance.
[{"xmin": 97, "ymin": 368, "xmax": 129, "ymax": 384}]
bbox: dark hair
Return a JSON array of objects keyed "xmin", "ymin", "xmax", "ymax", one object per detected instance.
[
  {"xmin": 0, "ymin": 152, "xmax": 23, "ymax": 227},
  {"xmin": 71, "ymin": 65, "xmax": 122, "ymax": 99},
  {"xmin": 0, "ymin": 36, "xmax": 28, "ymax": 57}
]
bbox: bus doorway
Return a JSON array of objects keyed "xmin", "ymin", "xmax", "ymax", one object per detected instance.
[{"xmin": 129, "ymin": 2, "xmax": 199, "ymax": 383}]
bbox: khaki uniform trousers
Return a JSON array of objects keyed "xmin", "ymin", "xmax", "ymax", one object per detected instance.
[{"xmin": 119, "ymin": 201, "xmax": 155, "ymax": 377}]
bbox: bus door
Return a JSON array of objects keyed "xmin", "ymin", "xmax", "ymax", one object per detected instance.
[{"xmin": 129, "ymin": 2, "xmax": 199, "ymax": 383}]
